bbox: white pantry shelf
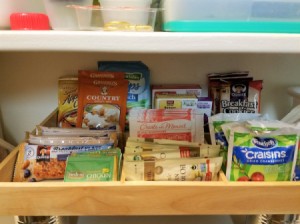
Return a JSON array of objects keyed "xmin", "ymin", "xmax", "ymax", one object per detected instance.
[{"xmin": 0, "ymin": 31, "xmax": 300, "ymax": 53}]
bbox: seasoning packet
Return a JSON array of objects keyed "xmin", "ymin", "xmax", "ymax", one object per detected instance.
[
  {"xmin": 58, "ymin": 76, "xmax": 78, "ymax": 128},
  {"xmin": 123, "ymin": 157, "xmax": 223, "ymax": 181},
  {"xmin": 129, "ymin": 108, "xmax": 204, "ymax": 142},
  {"xmin": 98, "ymin": 61, "xmax": 151, "ymax": 109},
  {"xmin": 209, "ymin": 113, "xmax": 261, "ymax": 172},
  {"xmin": 226, "ymin": 125, "xmax": 299, "ymax": 181},
  {"xmin": 70, "ymin": 148, "xmax": 122, "ymax": 180},
  {"xmin": 64, "ymin": 156, "xmax": 117, "ymax": 182},
  {"xmin": 124, "ymin": 145, "xmax": 220, "ymax": 161},
  {"xmin": 98, "ymin": 61, "xmax": 151, "ymax": 130},
  {"xmin": 76, "ymin": 71, "xmax": 128, "ymax": 131},
  {"xmin": 13, "ymin": 143, "xmax": 115, "ymax": 182},
  {"xmin": 125, "ymin": 142, "xmax": 220, "ymax": 158}
]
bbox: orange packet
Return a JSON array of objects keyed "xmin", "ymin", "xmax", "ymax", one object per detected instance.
[{"xmin": 76, "ymin": 72, "xmax": 128, "ymax": 131}]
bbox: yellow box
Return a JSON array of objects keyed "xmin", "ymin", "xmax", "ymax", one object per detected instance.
[{"xmin": 154, "ymin": 94, "xmax": 198, "ymax": 109}]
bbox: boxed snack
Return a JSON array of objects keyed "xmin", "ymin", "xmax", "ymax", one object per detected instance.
[
  {"xmin": 151, "ymin": 84, "xmax": 202, "ymax": 108},
  {"xmin": 58, "ymin": 76, "xmax": 78, "ymax": 128},
  {"xmin": 154, "ymin": 94, "xmax": 198, "ymax": 109}
]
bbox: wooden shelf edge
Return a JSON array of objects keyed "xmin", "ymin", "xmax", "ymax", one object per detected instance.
[{"xmin": 0, "ymin": 181, "xmax": 299, "ymax": 216}]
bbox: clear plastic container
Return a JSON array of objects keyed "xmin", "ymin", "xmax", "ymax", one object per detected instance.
[
  {"xmin": 99, "ymin": 0, "xmax": 152, "ymax": 8},
  {"xmin": 162, "ymin": 0, "xmax": 300, "ymax": 33},
  {"xmin": 73, "ymin": 5, "xmax": 157, "ymax": 31},
  {"xmin": 42, "ymin": 0, "xmax": 93, "ymax": 30}
]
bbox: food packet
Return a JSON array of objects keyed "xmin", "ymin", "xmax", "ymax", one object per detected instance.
[
  {"xmin": 129, "ymin": 108, "xmax": 204, "ymax": 142},
  {"xmin": 36, "ymin": 125, "xmax": 120, "ymax": 137},
  {"xmin": 209, "ymin": 113, "xmax": 261, "ymax": 171},
  {"xmin": 27, "ymin": 133, "xmax": 117, "ymax": 147},
  {"xmin": 226, "ymin": 125, "xmax": 299, "ymax": 181},
  {"xmin": 125, "ymin": 142, "xmax": 220, "ymax": 157},
  {"xmin": 98, "ymin": 61, "xmax": 151, "ymax": 130},
  {"xmin": 64, "ymin": 156, "xmax": 117, "ymax": 182},
  {"xmin": 58, "ymin": 76, "xmax": 78, "ymax": 128},
  {"xmin": 70, "ymin": 148, "xmax": 122, "ymax": 180},
  {"xmin": 124, "ymin": 144, "xmax": 220, "ymax": 161},
  {"xmin": 13, "ymin": 143, "xmax": 115, "ymax": 182},
  {"xmin": 219, "ymin": 80, "xmax": 262, "ymax": 113},
  {"xmin": 123, "ymin": 157, "xmax": 223, "ymax": 181},
  {"xmin": 246, "ymin": 120, "xmax": 300, "ymax": 181},
  {"xmin": 126, "ymin": 137, "xmax": 192, "ymax": 145},
  {"xmin": 76, "ymin": 71, "xmax": 128, "ymax": 131},
  {"xmin": 208, "ymin": 71, "xmax": 250, "ymax": 114}
]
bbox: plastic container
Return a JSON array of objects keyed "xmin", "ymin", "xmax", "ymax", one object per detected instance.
[
  {"xmin": 287, "ymin": 87, "xmax": 300, "ymax": 107},
  {"xmin": 42, "ymin": 0, "xmax": 93, "ymax": 30},
  {"xmin": 73, "ymin": 5, "xmax": 157, "ymax": 31},
  {"xmin": 162, "ymin": 0, "xmax": 300, "ymax": 33},
  {"xmin": 0, "ymin": 0, "xmax": 45, "ymax": 29},
  {"xmin": 99, "ymin": 0, "xmax": 152, "ymax": 8},
  {"xmin": 10, "ymin": 13, "xmax": 50, "ymax": 30}
]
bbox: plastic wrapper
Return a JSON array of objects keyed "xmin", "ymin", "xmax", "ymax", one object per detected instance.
[
  {"xmin": 13, "ymin": 143, "xmax": 115, "ymax": 182},
  {"xmin": 64, "ymin": 155, "xmax": 117, "ymax": 182},
  {"xmin": 123, "ymin": 157, "xmax": 223, "ymax": 181},
  {"xmin": 27, "ymin": 134, "xmax": 117, "ymax": 147},
  {"xmin": 129, "ymin": 108, "xmax": 204, "ymax": 142},
  {"xmin": 76, "ymin": 71, "xmax": 128, "ymax": 131},
  {"xmin": 226, "ymin": 124, "xmax": 299, "ymax": 181}
]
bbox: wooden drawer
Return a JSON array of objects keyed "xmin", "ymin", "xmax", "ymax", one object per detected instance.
[{"xmin": 0, "ymin": 110, "xmax": 300, "ymax": 216}]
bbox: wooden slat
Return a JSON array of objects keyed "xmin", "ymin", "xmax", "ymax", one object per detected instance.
[
  {"xmin": 0, "ymin": 146, "xmax": 19, "ymax": 182},
  {"xmin": 0, "ymin": 181, "xmax": 300, "ymax": 216}
]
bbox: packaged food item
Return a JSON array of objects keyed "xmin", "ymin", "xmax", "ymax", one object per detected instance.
[
  {"xmin": 220, "ymin": 80, "xmax": 263, "ymax": 113},
  {"xmin": 196, "ymin": 97, "xmax": 213, "ymax": 132},
  {"xmin": 27, "ymin": 134, "xmax": 117, "ymax": 147},
  {"xmin": 209, "ymin": 113, "xmax": 261, "ymax": 171},
  {"xmin": 64, "ymin": 156, "xmax": 117, "ymax": 182},
  {"xmin": 58, "ymin": 76, "xmax": 78, "ymax": 128},
  {"xmin": 76, "ymin": 72, "xmax": 128, "ymax": 131},
  {"xmin": 98, "ymin": 61, "xmax": 151, "ymax": 129},
  {"xmin": 124, "ymin": 144, "xmax": 220, "ymax": 161},
  {"xmin": 208, "ymin": 71, "xmax": 252, "ymax": 114},
  {"xmin": 123, "ymin": 157, "xmax": 223, "ymax": 181},
  {"xmin": 129, "ymin": 108, "xmax": 204, "ymax": 142},
  {"xmin": 125, "ymin": 139, "xmax": 220, "ymax": 157},
  {"xmin": 13, "ymin": 143, "xmax": 115, "ymax": 182},
  {"xmin": 226, "ymin": 125, "xmax": 299, "ymax": 181},
  {"xmin": 154, "ymin": 94, "xmax": 198, "ymax": 109},
  {"xmin": 151, "ymin": 84, "xmax": 202, "ymax": 108},
  {"xmin": 36, "ymin": 125, "xmax": 120, "ymax": 136},
  {"xmin": 70, "ymin": 148, "xmax": 122, "ymax": 180}
]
